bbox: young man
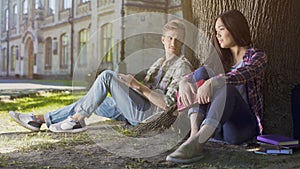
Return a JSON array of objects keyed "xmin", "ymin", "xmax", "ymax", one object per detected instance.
[{"xmin": 9, "ymin": 19, "xmax": 192, "ymax": 133}]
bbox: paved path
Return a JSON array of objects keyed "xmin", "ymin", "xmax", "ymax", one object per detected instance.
[
  {"xmin": 0, "ymin": 82, "xmax": 85, "ymax": 90},
  {"xmin": 0, "ymin": 79, "xmax": 86, "ymax": 100}
]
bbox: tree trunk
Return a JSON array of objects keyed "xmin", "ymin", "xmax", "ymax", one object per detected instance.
[{"xmin": 182, "ymin": 0, "xmax": 300, "ymax": 136}]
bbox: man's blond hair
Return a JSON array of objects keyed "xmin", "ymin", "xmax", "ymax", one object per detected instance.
[{"xmin": 162, "ymin": 19, "xmax": 185, "ymax": 37}]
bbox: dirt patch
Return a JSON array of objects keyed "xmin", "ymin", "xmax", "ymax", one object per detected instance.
[{"xmin": 1, "ymin": 124, "xmax": 300, "ymax": 169}]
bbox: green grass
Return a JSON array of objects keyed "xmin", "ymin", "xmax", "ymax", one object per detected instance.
[
  {"xmin": 0, "ymin": 91, "xmax": 85, "ymax": 113},
  {"xmin": 0, "ymin": 91, "xmax": 86, "ymax": 134},
  {"xmin": 113, "ymin": 125, "xmax": 139, "ymax": 137},
  {"xmin": 0, "ymin": 91, "xmax": 87, "ymax": 156}
]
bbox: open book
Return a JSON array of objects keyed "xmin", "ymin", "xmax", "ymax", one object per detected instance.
[{"xmin": 176, "ymin": 79, "xmax": 205, "ymax": 112}]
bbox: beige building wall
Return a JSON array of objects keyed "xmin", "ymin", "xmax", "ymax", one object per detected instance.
[
  {"xmin": 122, "ymin": 0, "xmax": 182, "ymax": 75},
  {"xmin": 0, "ymin": 0, "xmax": 3, "ymax": 73},
  {"xmin": 1, "ymin": 0, "xmax": 182, "ymax": 80}
]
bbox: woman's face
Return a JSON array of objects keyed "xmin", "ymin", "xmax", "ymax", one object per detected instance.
[{"xmin": 215, "ymin": 18, "xmax": 236, "ymax": 48}]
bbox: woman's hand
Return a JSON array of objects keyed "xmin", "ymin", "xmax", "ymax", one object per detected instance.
[
  {"xmin": 196, "ymin": 78, "xmax": 212, "ymax": 104},
  {"xmin": 178, "ymin": 79, "xmax": 197, "ymax": 107},
  {"xmin": 118, "ymin": 73, "xmax": 140, "ymax": 90}
]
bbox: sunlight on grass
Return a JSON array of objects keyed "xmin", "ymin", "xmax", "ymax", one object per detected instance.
[
  {"xmin": 0, "ymin": 91, "xmax": 85, "ymax": 133},
  {"xmin": 0, "ymin": 91, "xmax": 85, "ymax": 113},
  {"xmin": 0, "ymin": 91, "xmax": 91, "ymax": 156},
  {"xmin": 0, "ymin": 132, "xmax": 60, "ymax": 153}
]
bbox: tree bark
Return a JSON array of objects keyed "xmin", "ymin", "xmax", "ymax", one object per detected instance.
[
  {"xmin": 181, "ymin": 0, "xmax": 199, "ymax": 69},
  {"xmin": 182, "ymin": 0, "xmax": 300, "ymax": 136}
]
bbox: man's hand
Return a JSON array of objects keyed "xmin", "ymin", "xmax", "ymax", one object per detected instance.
[
  {"xmin": 118, "ymin": 73, "xmax": 141, "ymax": 90},
  {"xmin": 119, "ymin": 73, "xmax": 167, "ymax": 110},
  {"xmin": 178, "ymin": 79, "xmax": 197, "ymax": 107}
]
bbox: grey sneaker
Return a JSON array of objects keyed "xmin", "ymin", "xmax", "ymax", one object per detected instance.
[
  {"xmin": 49, "ymin": 116, "xmax": 87, "ymax": 133},
  {"xmin": 9, "ymin": 111, "xmax": 42, "ymax": 131}
]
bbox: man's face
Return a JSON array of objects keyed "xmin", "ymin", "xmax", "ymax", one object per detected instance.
[{"xmin": 161, "ymin": 29, "xmax": 184, "ymax": 56}]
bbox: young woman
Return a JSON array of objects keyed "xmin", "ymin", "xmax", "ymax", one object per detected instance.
[{"xmin": 166, "ymin": 9, "xmax": 268, "ymax": 163}]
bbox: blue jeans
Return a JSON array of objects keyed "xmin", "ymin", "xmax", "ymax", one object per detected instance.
[
  {"xmin": 44, "ymin": 70, "xmax": 155, "ymax": 127},
  {"xmin": 203, "ymin": 85, "xmax": 258, "ymax": 144},
  {"xmin": 188, "ymin": 66, "xmax": 258, "ymax": 144}
]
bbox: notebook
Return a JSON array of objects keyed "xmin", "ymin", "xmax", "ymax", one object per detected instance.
[{"xmin": 257, "ymin": 134, "xmax": 299, "ymax": 146}]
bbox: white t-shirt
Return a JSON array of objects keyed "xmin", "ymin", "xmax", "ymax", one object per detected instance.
[{"xmin": 231, "ymin": 60, "xmax": 248, "ymax": 104}]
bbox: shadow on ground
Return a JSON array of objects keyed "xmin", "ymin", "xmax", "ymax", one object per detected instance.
[{"xmin": 1, "ymin": 122, "xmax": 300, "ymax": 169}]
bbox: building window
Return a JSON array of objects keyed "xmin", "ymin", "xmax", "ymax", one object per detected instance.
[
  {"xmin": 60, "ymin": 34, "xmax": 69, "ymax": 68},
  {"xmin": 63, "ymin": 0, "xmax": 72, "ymax": 9},
  {"xmin": 5, "ymin": 9, "xmax": 9, "ymax": 31},
  {"xmin": 79, "ymin": 29, "xmax": 89, "ymax": 66},
  {"xmin": 23, "ymin": 0, "xmax": 28, "ymax": 14},
  {"xmin": 45, "ymin": 38, "xmax": 52, "ymax": 69},
  {"xmin": 35, "ymin": 0, "xmax": 41, "ymax": 9},
  {"xmin": 48, "ymin": 0, "xmax": 55, "ymax": 14},
  {"xmin": 82, "ymin": 0, "xmax": 90, "ymax": 3},
  {"xmin": 2, "ymin": 49, "xmax": 7, "ymax": 72},
  {"xmin": 101, "ymin": 23, "xmax": 113, "ymax": 63},
  {"xmin": 11, "ymin": 46, "xmax": 17, "ymax": 71},
  {"xmin": 16, "ymin": 46, "xmax": 19, "ymax": 60},
  {"xmin": 13, "ymin": 5, "xmax": 18, "ymax": 28}
]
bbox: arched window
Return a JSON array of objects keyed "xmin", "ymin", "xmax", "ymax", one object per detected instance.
[
  {"xmin": 60, "ymin": 33, "xmax": 69, "ymax": 68},
  {"xmin": 11, "ymin": 46, "xmax": 17, "ymax": 71},
  {"xmin": 23, "ymin": 0, "xmax": 28, "ymax": 14},
  {"xmin": 13, "ymin": 5, "xmax": 18, "ymax": 28},
  {"xmin": 35, "ymin": 0, "xmax": 42, "ymax": 9},
  {"xmin": 79, "ymin": 29, "xmax": 89, "ymax": 66},
  {"xmin": 82, "ymin": 0, "xmax": 90, "ymax": 3},
  {"xmin": 63, "ymin": 0, "xmax": 72, "ymax": 9},
  {"xmin": 48, "ymin": 0, "xmax": 55, "ymax": 15},
  {"xmin": 5, "ymin": 9, "xmax": 9, "ymax": 31},
  {"xmin": 101, "ymin": 23, "xmax": 113, "ymax": 63},
  {"xmin": 2, "ymin": 48, "xmax": 7, "ymax": 72},
  {"xmin": 45, "ymin": 37, "xmax": 52, "ymax": 69}
]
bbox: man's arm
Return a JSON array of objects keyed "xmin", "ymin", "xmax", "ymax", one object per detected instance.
[
  {"xmin": 118, "ymin": 57, "xmax": 192, "ymax": 110},
  {"xmin": 138, "ymin": 84, "xmax": 168, "ymax": 110},
  {"xmin": 118, "ymin": 74, "xmax": 168, "ymax": 110}
]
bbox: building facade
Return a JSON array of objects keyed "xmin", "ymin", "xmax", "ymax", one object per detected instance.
[
  {"xmin": 0, "ymin": 0, "xmax": 182, "ymax": 80},
  {"xmin": 0, "ymin": 0, "xmax": 2, "ymax": 70}
]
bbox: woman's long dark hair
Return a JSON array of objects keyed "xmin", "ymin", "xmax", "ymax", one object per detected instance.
[{"xmin": 212, "ymin": 9, "xmax": 252, "ymax": 72}]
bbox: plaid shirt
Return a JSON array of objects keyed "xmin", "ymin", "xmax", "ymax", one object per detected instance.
[
  {"xmin": 144, "ymin": 55, "xmax": 192, "ymax": 108},
  {"xmin": 222, "ymin": 48, "xmax": 268, "ymax": 134}
]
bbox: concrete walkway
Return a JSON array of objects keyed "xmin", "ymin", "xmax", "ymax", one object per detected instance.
[{"xmin": 0, "ymin": 79, "xmax": 86, "ymax": 100}]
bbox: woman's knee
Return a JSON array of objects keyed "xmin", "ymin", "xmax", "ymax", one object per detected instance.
[{"xmin": 193, "ymin": 66, "xmax": 209, "ymax": 82}]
